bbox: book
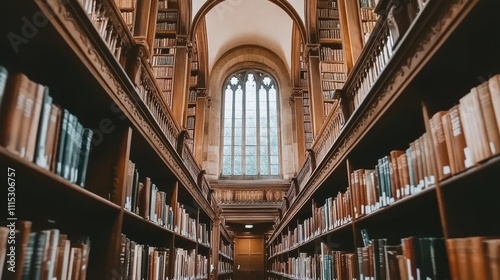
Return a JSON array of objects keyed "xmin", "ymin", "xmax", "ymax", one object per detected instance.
[
  {"xmin": 484, "ymin": 239, "xmax": 500, "ymax": 280},
  {"xmin": 76, "ymin": 128, "xmax": 94, "ymax": 187},
  {"xmin": 0, "ymin": 73, "xmax": 34, "ymax": 156},
  {"xmin": 477, "ymin": 81, "xmax": 500, "ymax": 155},
  {"xmin": 25, "ymin": 83, "xmax": 46, "ymax": 162},
  {"xmin": 384, "ymin": 245, "xmax": 402, "ymax": 280},
  {"xmin": 488, "ymin": 74, "xmax": 500, "ymax": 133},
  {"xmin": 448, "ymin": 105, "xmax": 468, "ymax": 171},
  {"xmin": 0, "ymin": 226, "xmax": 8, "ymax": 279},
  {"xmin": 34, "ymin": 88, "xmax": 53, "ymax": 169},
  {"xmin": 459, "ymin": 87, "xmax": 491, "ymax": 164},
  {"xmin": 47, "ymin": 104, "xmax": 62, "ymax": 172},
  {"xmin": 0, "ymin": 65, "xmax": 9, "ymax": 112},
  {"xmin": 429, "ymin": 111, "xmax": 451, "ymax": 180},
  {"xmin": 13, "ymin": 221, "xmax": 32, "ymax": 280}
]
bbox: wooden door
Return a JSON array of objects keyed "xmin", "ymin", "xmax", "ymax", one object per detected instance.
[{"xmin": 234, "ymin": 237, "xmax": 265, "ymax": 280}]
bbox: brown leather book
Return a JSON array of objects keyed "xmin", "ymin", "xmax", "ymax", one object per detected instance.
[
  {"xmin": 459, "ymin": 87, "xmax": 491, "ymax": 164},
  {"xmin": 25, "ymin": 83, "xmax": 46, "ymax": 162},
  {"xmin": 48, "ymin": 105, "xmax": 62, "ymax": 172},
  {"xmin": 483, "ymin": 239, "xmax": 500, "ymax": 280},
  {"xmin": 384, "ymin": 245, "xmax": 402, "ymax": 280},
  {"xmin": 397, "ymin": 255, "xmax": 409, "ymax": 280},
  {"xmin": 389, "ymin": 150, "xmax": 404, "ymax": 200},
  {"xmin": 448, "ymin": 105, "xmax": 468, "ymax": 172},
  {"xmin": 397, "ymin": 153, "xmax": 410, "ymax": 198},
  {"xmin": 14, "ymin": 220, "xmax": 33, "ymax": 280},
  {"xmin": 0, "ymin": 73, "xmax": 33, "ymax": 156},
  {"xmin": 440, "ymin": 111, "xmax": 458, "ymax": 175},
  {"xmin": 468, "ymin": 236, "xmax": 497, "ymax": 280},
  {"xmin": 488, "ymin": 74, "xmax": 500, "ymax": 133},
  {"xmin": 141, "ymin": 177, "xmax": 152, "ymax": 220},
  {"xmin": 477, "ymin": 81, "xmax": 500, "ymax": 155},
  {"xmin": 454, "ymin": 238, "xmax": 472, "ymax": 280},
  {"xmin": 401, "ymin": 237, "xmax": 416, "ymax": 280},
  {"xmin": 430, "ymin": 111, "xmax": 452, "ymax": 180},
  {"xmin": 446, "ymin": 238, "xmax": 459, "ymax": 280}
]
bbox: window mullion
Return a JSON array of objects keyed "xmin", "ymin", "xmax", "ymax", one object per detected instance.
[
  {"xmin": 267, "ymin": 87, "xmax": 271, "ymax": 176},
  {"xmin": 231, "ymin": 87, "xmax": 235, "ymax": 176}
]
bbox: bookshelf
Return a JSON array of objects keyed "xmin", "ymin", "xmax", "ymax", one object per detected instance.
[
  {"xmin": 358, "ymin": 0, "xmax": 378, "ymax": 45},
  {"xmin": 0, "ymin": 0, "xmax": 214, "ymax": 279},
  {"xmin": 317, "ymin": 0, "xmax": 348, "ymax": 118},
  {"xmin": 113, "ymin": 0, "xmax": 137, "ymax": 33},
  {"xmin": 217, "ymin": 220, "xmax": 234, "ymax": 280},
  {"xmin": 152, "ymin": 0, "xmax": 178, "ymax": 109},
  {"xmin": 268, "ymin": 0, "xmax": 500, "ymax": 279}
]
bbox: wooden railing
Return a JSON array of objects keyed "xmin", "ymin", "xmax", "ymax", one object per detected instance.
[{"xmin": 214, "ymin": 188, "xmax": 287, "ymax": 205}]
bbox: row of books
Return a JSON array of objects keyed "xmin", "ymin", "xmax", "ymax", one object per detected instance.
[
  {"xmin": 218, "ymin": 260, "xmax": 233, "ymax": 274},
  {"xmin": 0, "ymin": 221, "xmax": 90, "ymax": 280},
  {"xmin": 120, "ymin": 11, "xmax": 135, "ymax": 31},
  {"xmin": 321, "ymin": 62, "xmax": 346, "ymax": 73},
  {"xmin": 154, "ymin": 38, "xmax": 176, "ymax": 48},
  {"xmin": 0, "ymin": 67, "xmax": 93, "ymax": 187},
  {"xmin": 118, "ymin": 235, "xmax": 210, "ymax": 280},
  {"xmin": 157, "ymin": 0, "xmax": 172, "ymax": 10},
  {"xmin": 189, "ymin": 75, "xmax": 198, "ymax": 87},
  {"xmin": 317, "ymin": 0, "xmax": 338, "ymax": 9},
  {"xmin": 156, "ymin": 78, "xmax": 173, "ymax": 91},
  {"xmin": 188, "ymin": 90, "xmax": 198, "ymax": 102},
  {"xmin": 172, "ymin": 248, "xmax": 208, "ymax": 280},
  {"xmin": 360, "ymin": 7, "xmax": 377, "ymax": 20},
  {"xmin": 269, "ymin": 237, "xmax": 449, "ymax": 280},
  {"xmin": 359, "ymin": 0, "xmax": 377, "ymax": 8},
  {"xmin": 430, "ymin": 75, "xmax": 500, "ymax": 181},
  {"xmin": 119, "ymin": 235, "xmax": 171, "ymax": 280},
  {"xmin": 157, "ymin": 11, "xmax": 178, "ymax": 21},
  {"xmin": 124, "ymin": 160, "xmax": 175, "ymax": 229},
  {"xmin": 78, "ymin": 0, "xmax": 124, "ymax": 61},
  {"xmin": 350, "ymin": 132, "xmax": 436, "ymax": 219},
  {"xmin": 318, "ymin": 19, "xmax": 341, "ymax": 29},
  {"xmin": 220, "ymin": 243, "xmax": 234, "ymax": 259},
  {"xmin": 347, "ymin": 25, "xmax": 394, "ymax": 113},
  {"xmin": 153, "ymin": 66, "xmax": 174, "ymax": 79},
  {"xmin": 114, "ymin": 0, "xmax": 136, "ymax": 9},
  {"xmin": 317, "ymin": 8, "xmax": 340, "ymax": 19},
  {"xmin": 322, "ymin": 72, "xmax": 347, "ymax": 81},
  {"xmin": 152, "ymin": 55, "xmax": 175, "ymax": 66},
  {"xmin": 269, "ymin": 189, "xmax": 352, "ymax": 257},
  {"xmin": 156, "ymin": 22, "xmax": 177, "ymax": 31},
  {"xmin": 322, "ymin": 81, "xmax": 345, "ymax": 90},
  {"xmin": 319, "ymin": 29, "xmax": 342, "ymax": 40}
]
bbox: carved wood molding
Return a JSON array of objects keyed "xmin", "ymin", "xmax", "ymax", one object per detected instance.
[
  {"xmin": 269, "ymin": 0, "xmax": 475, "ymax": 243},
  {"xmin": 41, "ymin": 0, "xmax": 215, "ymax": 219}
]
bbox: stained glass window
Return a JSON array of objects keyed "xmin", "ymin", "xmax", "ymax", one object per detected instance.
[{"xmin": 221, "ymin": 70, "xmax": 280, "ymax": 178}]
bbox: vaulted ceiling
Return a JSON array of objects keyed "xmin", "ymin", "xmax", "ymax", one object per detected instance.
[{"xmin": 192, "ymin": 0, "xmax": 305, "ymax": 76}]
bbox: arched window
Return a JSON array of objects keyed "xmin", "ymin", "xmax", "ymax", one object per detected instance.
[{"xmin": 221, "ymin": 70, "xmax": 280, "ymax": 178}]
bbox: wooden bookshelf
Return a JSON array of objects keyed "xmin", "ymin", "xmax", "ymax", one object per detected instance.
[
  {"xmin": 0, "ymin": 0, "xmax": 214, "ymax": 279},
  {"xmin": 152, "ymin": 2, "xmax": 179, "ymax": 109},
  {"xmin": 267, "ymin": 0, "xmax": 500, "ymax": 279}
]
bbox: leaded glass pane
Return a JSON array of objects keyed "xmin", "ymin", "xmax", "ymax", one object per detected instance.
[
  {"xmin": 260, "ymin": 136, "xmax": 268, "ymax": 146},
  {"xmin": 224, "ymin": 128, "xmax": 232, "ymax": 137},
  {"xmin": 269, "ymin": 101, "xmax": 277, "ymax": 118},
  {"xmin": 271, "ymin": 155, "xmax": 278, "ymax": 165},
  {"xmin": 222, "ymin": 156, "xmax": 232, "ymax": 175},
  {"xmin": 260, "ymin": 145, "xmax": 268, "ymax": 155},
  {"xmin": 247, "ymin": 136, "xmax": 257, "ymax": 146},
  {"xmin": 269, "ymin": 117, "xmax": 277, "ymax": 128},
  {"xmin": 223, "ymin": 146, "xmax": 231, "ymax": 155},
  {"xmin": 246, "ymin": 146, "xmax": 256, "ymax": 156},
  {"xmin": 234, "ymin": 136, "xmax": 242, "ymax": 145},
  {"xmin": 235, "ymin": 118, "xmax": 242, "ymax": 128},
  {"xmin": 224, "ymin": 136, "xmax": 231, "ymax": 145},
  {"xmin": 234, "ymin": 156, "xmax": 242, "ymax": 175},
  {"xmin": 271, "ymin": 165, "xmax": 279, "ymax": 175},
  {"xmin": 234, "ymin": 146, "xmax": 242, "ymax": 156},
  {"xmin": 224, "ymin": 119, "xmax": 232, "ymax": 128},
  {"xmin": 260, "ymin": 118, "xmax": 268, "ymax": 128},
  {"xmin": 270, "ymin": 135, "xmax": 278, "ymax": 146},
  {"xmin": 261, "ymin": 157, "xmax": 269, "ymax": 175},
  {"xmin": 271, "ymin": 145, "xmax": 278, "ymax": 155},
  {"xmin": 269, "ymin": 85, "xmax": 276, "ymax": 101},
  {"xmin": 246, "ymin": 156, "xmax": 257, "ymax": 175},
  {"xmin": 234, "ymin": 127, "xmax": 242, "ymax": 137}
]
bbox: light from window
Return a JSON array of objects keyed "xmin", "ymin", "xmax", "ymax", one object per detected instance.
[{"xmin": 221, "ymin": 70, "xmax": 280, "ymax": 177}]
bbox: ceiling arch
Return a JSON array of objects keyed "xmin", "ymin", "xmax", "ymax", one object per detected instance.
[{"xmin": 190, "ymin": 0, "xmax": 307, "ymax": 75}]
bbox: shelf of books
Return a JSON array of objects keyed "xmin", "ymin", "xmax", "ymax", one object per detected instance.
[
  {"xmin": 302, "ymin": 91, "xmax": 314, "ymax": 150},
  {"xmin": 317, "ymin": 0, "xmax": 348, "ymax": 118},
  {"xmin": 0, "ymin": 0, "xmax": 215, "ymax": 279},
  {"xmin": 267, "ymin": 0, "xmax": 500, "ymax": 279},
  {"xmin": 218, "ymin": 221, "xmax": 234, "ymax": 280},
  {"xmin": 185, "ymin": 36, "xmax": 200, "ymax": 153},
  {"xmin": 358, "ymin": 0, "xmax": 378, "ymax": 45},
  {"xmin": 113, "ymin": 0, "xmax": 136, "ymax": 33},
  {"xmin": 152, "ymin": 1, "xmax": 178, "ymax": 109}
]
